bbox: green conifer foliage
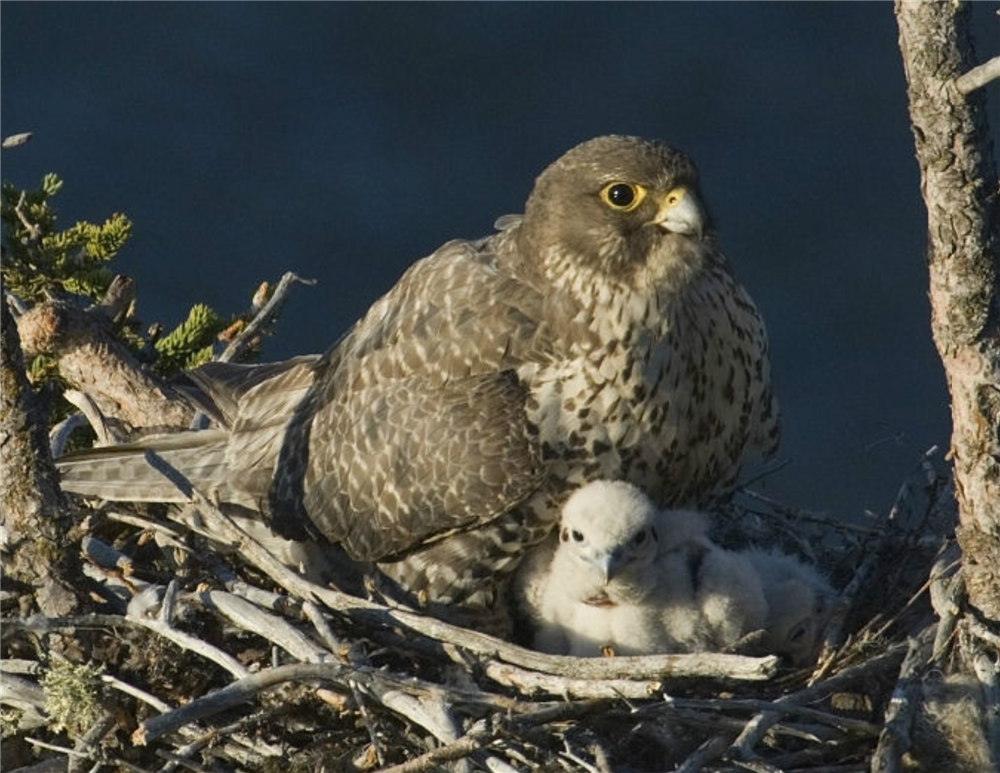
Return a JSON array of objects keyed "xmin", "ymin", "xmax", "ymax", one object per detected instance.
[
  {"xmin": 1, "ymin": 173, "xmax": 131, "ymax": 303},
  {"xmin": 2, "ymin": 174, "xmax": 263, "ymax": 422},
  {"xmin": 154, "ymin": 302, "xmax": 226, "ymax": 373}
]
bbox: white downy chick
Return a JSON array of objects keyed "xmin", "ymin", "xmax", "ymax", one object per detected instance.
[
  {"xmin": 515, "ymin": 480, "xmax": 770, "ymax": 657},
  {"xmin": 515, "ymin": 480, "xmax": 670, "ymax": 656},
  {"xmin": 741, "ymin": 547, "xmax": 835, "ymax": 666},
  {"xmin": 654, "ymin": 512, "xmax": 768, "ymax": 653}
]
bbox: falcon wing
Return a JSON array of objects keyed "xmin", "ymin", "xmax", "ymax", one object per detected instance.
[
  {"xmin": 179, "ymin": 355, "xmax": 320, "ymax": 428},
  {"xmin": 268, "ymin": 235, "xmax": 557, "ymax": 560},
  {"xmin": 305, "ymin": 370, "xmax": 544, "ymax": 561},
  {"xmin": 333, "ymin": 237, "xmax": 553, "ymax": 386}
]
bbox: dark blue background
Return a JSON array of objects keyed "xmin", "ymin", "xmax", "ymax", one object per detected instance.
[{"xmin": 3, "ymin": 2, "xmax": 998, "ymax": 521}]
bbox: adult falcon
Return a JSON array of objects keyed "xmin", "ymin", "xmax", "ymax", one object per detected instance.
[{"xmin": 58, "ymin": 135, "xmax": 780, "ymax": 622}]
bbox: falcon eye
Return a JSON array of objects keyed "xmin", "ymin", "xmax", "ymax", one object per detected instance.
[
  {"xmin": 632, "ymin": 530, "xmax": 647, "ymax": 546},
  {"xmin": 600, "ymin": 182, "xmax": 646, "ymax": 212},
  {"xmin": 607, "ymin": 184, "xmax": 634, "ymax": 207},
  {"xmin": 571, "ymin": 529, "xmax": 584, "ymax": 542}
]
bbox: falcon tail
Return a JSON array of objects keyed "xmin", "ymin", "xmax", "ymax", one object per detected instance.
[{"xmin": 56, "ymin": 429, "xmax": 232, "ymax": 503}]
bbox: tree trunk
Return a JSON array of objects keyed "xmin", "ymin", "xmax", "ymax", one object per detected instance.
[
  {"xmin": 0, "ymin": 288, "xmax": 81, "ymax": 617},
  {"xmin": 895, "ymin": 1, "xmax": 1000, "ymax": 621}
]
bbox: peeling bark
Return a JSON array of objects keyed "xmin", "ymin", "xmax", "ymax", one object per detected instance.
[
  {"xmin": 896, "ymin": 1, "xmax": 1000, "ymax": 621},
  {"xmin": 0, "ymin": 289, "xmax": 81, "ymax": 616},
  {"xmin": 16, "ymin": 296, "xmax": 194, "ymax": 432}
]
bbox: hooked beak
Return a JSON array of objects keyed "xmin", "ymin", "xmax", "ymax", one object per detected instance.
[
  {"xmin": 590, "ymin": 551, "xmax": 623, "ymax": 584},
  {"xmin": 650, "ymin": 187, "xmax": 704, "ymax": 238}
]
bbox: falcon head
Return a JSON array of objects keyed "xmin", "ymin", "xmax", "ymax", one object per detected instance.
[
  {"xmin": 558, "ymin": 480, "xmax": 660, "ymax": 598},
  {"xmin": 518, "ymin": 135, "xmax": 713, "ymax": 294}
]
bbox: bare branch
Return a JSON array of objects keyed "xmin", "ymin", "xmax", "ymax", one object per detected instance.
[
  {"xmin": 871, "ymin": 630, "xmax": 933, "ymax": 773},
  {"xmin": 0, "ymin": 674, "xmax": 48, "ymax": 715},
  {"xmin": 12, "ymin": 191, "xmax": 42, "ymax": 241},
  {"xmin": 67, "ymin": 713, "xmax": 117, "ymax": 773},
  {"xmin": 102, "ymin": 674, "xmax": 172, "ymax": 714},
  {"xmin": 217, "ymin": 271, "xmax": 316, "ymax": 363},
  {"xmin": 48, "ymin": 411, "xmax": 89, "ymax": 458},
  {"xmin": 956, "ymin": 54, "xmax": 1000, "ymax": 95},
  {"xmin": 730, "ymin": 642, "xmax": 908, "ymax": 759},
  {"xmin": 928, "ymin": 546, "xmax": 964, "ymax": 663},
  {"xmin": 375, "ymin": 722, "xmax": 493, "ymax": 773},
  {"xmin": 16, "ymin": 297, "xmax": 194, "ymax": 432},
  {"xmin": 675, "ymin": 735, "xmax": 730, "ymax": 773},
  {"xmin": 483, "ymin": 660, "xmax": 665, "ymax": 700},
  {"xmin": 124, "ymin": 583, "xmax": 251, "ymax": 680},
  {"xmin": 133, "ymin": 660, "xmax": 471, "ymax": 745},
  {"xmin": 194, "ymin": 589, "xmax": 330, "ymax": 663},
  {"xmin": 23, "ymin": 737, "xmax": 88, "ymax": 759}
]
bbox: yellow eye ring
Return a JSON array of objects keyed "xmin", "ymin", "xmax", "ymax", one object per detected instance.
[{"xmin": 599, "ymin": 182, "xmax": 647, "ymax": 212}]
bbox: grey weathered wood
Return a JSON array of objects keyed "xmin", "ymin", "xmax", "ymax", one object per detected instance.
[
  {"xmin": 15, "ymin": 296, "xmax": 194, "ymax": 432},
  {"xmin": 895, "ymin": 0, "xmax": 1000, "ymax": 621}
]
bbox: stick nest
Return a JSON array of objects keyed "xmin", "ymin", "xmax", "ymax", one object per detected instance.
[
  {"xmin": 3, "ymin": 282, "xmax": 996, "ymax": 773},
  {"xmin": 5, "ymin": 446, "xmax": 992, "ymax": 773}
]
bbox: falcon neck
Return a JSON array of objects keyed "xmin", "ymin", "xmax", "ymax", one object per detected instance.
[{"xmin": 538, "ymin": 241, "xmax": 716, "ymax": 340}]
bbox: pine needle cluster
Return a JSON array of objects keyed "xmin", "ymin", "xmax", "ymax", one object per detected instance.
[{"xmin": 1, "ymin": 174, "xmax": 262, "ymax": 387}]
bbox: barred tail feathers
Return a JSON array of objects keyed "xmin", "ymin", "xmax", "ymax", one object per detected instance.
[{"xmin": 56, "ymin": 430, "xmax": 235, "ymax": 503}]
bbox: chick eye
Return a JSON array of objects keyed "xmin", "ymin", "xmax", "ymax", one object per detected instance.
[
  {"xmin": 571, "ymin": 529, "xmax": 584, "ymax": 542},
  {"xmin": 600, "ymin": 182, "xmax": 646, "ymax": 212},
  {"xmin": 788, "ymin": 622, "xmax": 810, "ymax": 643},
  {"xmin": 632, "ymin": 530, "xmax": 647, "ymax": 546}
]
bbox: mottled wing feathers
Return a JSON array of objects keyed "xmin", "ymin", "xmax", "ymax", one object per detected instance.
[
  {"xmin": 330, "ymin": 238, "xmax": 554, "ymax": 390},
  {"xmin": 305, "ymin": 370, "xmax": 543, "ymax": 561},
  {"xmin": 268, "ymin": 236, "xmax": 552, "ymax": 558}
]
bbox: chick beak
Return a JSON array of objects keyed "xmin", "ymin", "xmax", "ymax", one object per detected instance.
[
  {"xmin": 652, "ymin": 187, "xmax": 704, "ymax": 238},
  {"xmin": 592, "ymin": 551, "xmax": 625, "ymax": 585},
  {"xmin": 591, "ymin": 553, "xmax": 614, "ymax": 585}
]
